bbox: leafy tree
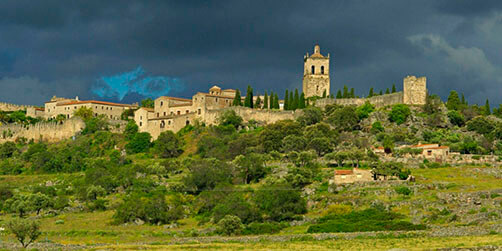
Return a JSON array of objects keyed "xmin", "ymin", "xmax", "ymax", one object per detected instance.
[
  {"xmin": 373, "ymin": 162, "xmax": 410, "ymax": 180},
  {"xmin": 82, "ymin": 116, "xmax": 109, "ymax": 135},
  {"xmin": 124, "ymin": 120, "xmax": 139, "ymax": 140},
  {"xmin": 263, "ymin": 91, "xmax": 269, "ymax": 109},
  {"xmin": 466, "ymin": 116, "xmax": 495, "ymax": 135},
  {"xmin": 308, "ymin": 137, "xmax": 332, "ymax": 156},
  {"xmin": 327, "ymin": 106, "xmax": 359, "ymax": 131},
  {"xmin": 282, "ymin": 135, "xmax": 307, "ymax": 153},
  {"xmin": 423, "ymin": 94, "xmax": 442, "ymax": 115},
  {"xmin": 6, "ymin": 218, "xmax": 41, "ymax": 248},
  {"xmin": 28, "ymin": 193, "xmax": 51, "ymax": 215},
  {"xmin": 86, "ymin": 185, "xmax": 106, "ymax": 201},
  {"xmin": 5, "ymin": 195, "xmax": 31, "ymax": 217},
  {"xmin": 388, "ymin": 104, "xmax": 411, "ymax": 125},
  {"xmin": 261, "ymin": 120, "xmax": 302, "ymax": 152},
  {"xmin": 121, "ymin": 109, "xmax": 135, "ymax": 120},
  {"xmin": 55, "ymin": 114, "xmax": 66, "ymax": 123},
  {"xmin": 140, "ymin": 98, "xmax": 154, "ymax": 108},
  {"xmin": 218, "ymin": 110, "xmax": 243, "ymax": 129},
  {"xmin": 153, "ymin": 131, "xmax": 183, "ymax": 158},
  {"xmin": 74, "ymin": 107, "xmax": 93, "ymax": 120},
  {"xmin": 383, "ymin": 135, "xmax": 395, "ymax": 154},
  {"xmin": 297, "ymin": 107, "xmax": 323, "ymax": 126},
  {"xmin": 356, "ymin": 102, "xmax": 374, "ymax": 120},
  {"xmin": 125, "ymin": 132, "xmax": 152, "ymax": 154},
  {"xmin": 183, "ymin": 158, "xmax": 234, "ymax": 194},
  {"xmin": 233, "ymin": 153, "xmax": 268, "ymax": 184},
  {"xmin": 284, "ymin": 90, "xmax": 289, "ymax": 110},
  {"xmin": 447, "ymin": 110, "xmax": 465, "ymax": 127},
  {"xmin": 0, "ymin": 141, "xmax": 18, "ymax": 159},
  {"xmin": 446, "ymin": 90, "xmax": 461, "ymax": 111},
  {"xmin": 299, "ymin": 92, "xmax": 306, "ymax": 109},
  {"xmin": 212, "ymin": 193, "xmax": 260, "ymax": 224},
  {"xmin": 217, "ymin": 215, "xmax": 244, "ymax": 236},
  {"xmin": 254, "ymin": 184, "xmax": 307, "ymax": 221},
  {"xmin": 391, "ymin": 84, "xmax": 396, "ymax": 93},
  {"xmin": 233, "ymin": 89, "xmax": 243, "ymax": 106},
  {"xmin": 493, "ymin": 104, "xmax": 502, "ymax": 118},
  {"xmin": 368, "ymin": 87, "xmax": 374, "ymax": 97},
  {"xmin": 336, "ymin": 90, "xmax": 342, "ymax": 99}
]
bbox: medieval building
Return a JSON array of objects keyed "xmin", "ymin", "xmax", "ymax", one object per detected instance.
[{"xmin": 302, "ymin": 44, "xmax": 330, "ymax": 98}]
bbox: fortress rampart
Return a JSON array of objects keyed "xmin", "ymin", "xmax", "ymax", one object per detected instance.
[
  {"xmin": 0, "ymin": 117, "xmax": 85, "ymax": 143},
  {"xmin": 0, "ymin": 102, "xmax": 36, "ymax": 112}
]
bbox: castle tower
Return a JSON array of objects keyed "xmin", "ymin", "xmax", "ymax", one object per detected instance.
[
  {"xmin": 302, "ymin": 44, "xmax": 330, "ymax": 98},
  {"xmin": 403, "ymin": 75, "xmax": 427, "ymax": 105}
]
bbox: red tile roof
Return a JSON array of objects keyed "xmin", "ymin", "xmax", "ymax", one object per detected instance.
[
  {"xmin": 57, "ymin": 100, "xmax": 136, "ymax": 107},
  {"xmin": 335, "ymin": 170, "xmax": 353, "ymax": 175}
]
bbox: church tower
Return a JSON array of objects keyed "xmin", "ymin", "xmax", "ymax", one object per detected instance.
[{"xmin": 302, "ymin": 44, "xmax": 330, "ymax": 98}]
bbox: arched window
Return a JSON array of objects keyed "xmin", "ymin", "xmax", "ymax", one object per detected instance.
[
  {"xmin": 311, "ymin": 66, "xmax": 315, "ymax": 74},
  {"xmin": 160, "ymin": 120, "xmax": 165, "ymax": 128},
  {"xmin": 160, "ymin": 101, "xmax": 163, "ymax": 106},
  {"xmin": 321, "ymin": 66, "xmax": 325, "ymax": 74},
  {"xmin": 186, "ymin": 120, "xmax": 190, "ymax": 126}
]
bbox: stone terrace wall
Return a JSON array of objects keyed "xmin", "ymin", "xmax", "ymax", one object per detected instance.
[
  {"xmin": 204, "ymin": 106, "xmax": 300, "ymax": 126},
  {"xmin": 0, "ymin": 102, "xmax": 36, "ymax": 112},
  {"xmin": 315, "ymin": 92, "xmax": 404, "ymax": 108},
  {"xmin": 0, "ymin": 117, "xmax": 85, "ymax": 143}
]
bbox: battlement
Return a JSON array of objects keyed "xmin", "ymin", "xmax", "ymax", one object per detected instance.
[{"xmin": 0, "ymin": 102, "xmax": 36, "ymax": 112}]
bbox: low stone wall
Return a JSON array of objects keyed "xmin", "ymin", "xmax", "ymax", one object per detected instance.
[
  {"xmin": 0, "ymin": 102, "xmax": 36, "ymax": 112},
  {"xmin": 204, "ymin": 106, "xmax": 301, "ymax": 125},
  {"xmin": 0, "ymin": 117, "xmax": 85, "ymax": 143},
  {"xmin": 315, "ymin": 92, "xmax": 404, "ymax": 108}
]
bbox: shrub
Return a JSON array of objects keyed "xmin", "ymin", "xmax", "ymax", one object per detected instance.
[
  {"xmin": 219, "ymin": 110, "xmax": 243, "ymax": 129},
  {"xmin": 212, "ymin": 193, "xmax": 261, "ymax": 224},
  {"xmin": 371, "ymin": 121, "xmax": 384, "ymax": 134},
  {"xmin": 296, "ymin": 107, "xmax": 323, "ymax": 126},
  {"xmin": 126, "ymin": 132, "xmax": 152, "ymax": 154},
  {"xmin": 217, "ymin": 215, "xmax": 244, "ymax": 236},
  {"xmin": 321, "ymin": 204, "xmax": 353, "ymax": 217},
  {"xmin": 466, "ymin": 116, "xmax": 495, "ymax": 135},
  {"xmin": 447, "ymin": 110, "xmax": 465, "ymax": 127},
  {"xmin": 327, "ymin": 106, "xmax": 359, "ymax": 131},
  {"xmin": 253, "ymin": 184, "xmax": 306, "ymax": 221},
  {"xmin": 153, "ymin": 131, "xmax": 183, "ymax": 158},
  {"xmin": 6, "ymin": 218, "xmax": 41, "ymax": 248},
  {"xmin": 388, "ymin": 104, "xmax": 411, "ymax": 125},
  {"xmin": 113, "ymin": 193, "xmax": 184, "ymax": 225},
  {"xmin": 182, "ymin": 158, "xmax": 234, "ymax": 194},
  {"xmin": 394, "ymin": 186, "xmax": 412, "ymax": 196},
  {"xmin": 356, "ymin": 102, "xmax": 374, "ymax": 120}
]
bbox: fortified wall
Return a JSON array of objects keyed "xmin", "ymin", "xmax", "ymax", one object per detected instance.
[
  {"xmin": 0, "ymin": 102, "xmax": 36, "ymax": 112},
  {"xmin": 0, "ymin": 117, "xmax": 85, "ymax": 143},
  {"xmin": 315, "ymin": 76, "xmax": 426, "ymax": 108},
  {"xmin": 204, "ymin": 106, "xmax": 300, "ymax": 126}
]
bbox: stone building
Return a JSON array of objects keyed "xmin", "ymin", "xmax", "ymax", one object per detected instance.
[
  {"xmin": 302, "ymin": 44, "xmax": 330, "ymax": 98},
  {"xmin": 28, "ymin": 96, "xmax": 137, "ymax": 120},
  {"xmin": 334, "ymin": 168, "xmax": 374, "ymax": 184}
]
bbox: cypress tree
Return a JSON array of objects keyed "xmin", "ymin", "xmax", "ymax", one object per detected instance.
[
  {"xmin": 392, "ymin": 84, "xmax": 396, "ymax": 93},
  {"xmin": 299, "ymin": 92, "xmax": 306, "ymax": 109},
  {"xmin": 369, "ymin": 88, "xmax": 374, "ymax": 98},
  {"xmin": 485, "ymin": 99, "xmax": 491, "ymax": 115},
  {"xmin": 446, "ymin": 90, "xmax": 460, "ymax": 111},
  {"xmin": 293, "ymin": 89, "xmax": 299, "ymax": 110},
  {"xmin": 274, "ymin": 93, "xmax": 280, "ymax": 109},
  {"xmin": 385, "ymin": 88, "xmax": 390, "ymax": 94},
  {"xmin": 461, "ymin": 93, "xmax": 466, "ymax": 105},
  {"xmin": 343, "ymin": 85, "xmax": 349, "ymax": 98},
  {"xmin": 254, "ymin": 94, "xmax": 261, "ymax": 108},
  {"xmin": 263, "ymin": 91, "xmax": 269, "ymax": 109},
  {"xmin": 269, "ymin": 92, "xmax": 274, "ymax": 109},
  {"xmin": 330, "ymin": 94, "xmax": 334, "ymax": 99},
  {"xmin": 284, "ymin": 90, "xmax": 289, "ymax": 111},
  {"xmin": 350, "ymin": 88, "xmax": 355, "ymax": 98},
  {"xmin": 249, "ymin": 86, "xmax": 254, "ymax": 108},
  {"xmin": 336, "ymin": 90, "xmax": 342, "ymax": 99},
  {"xmin": 379, "ymin": 90, "xmax": 383, "ymax": 95},
  {"xmin": 289, "ymin": 92, "xmax": 294, "ymax": 109},
  {"xmin": 322, "ymin": 89, "xmax": 327, "ymax": 98},
  {"xmin": 244, "ymin": 85, "xmax": 251, "ymax": 107},
  {"xmin": 232, "ymin": 89, "xmax": 242, "ymax": 106}
]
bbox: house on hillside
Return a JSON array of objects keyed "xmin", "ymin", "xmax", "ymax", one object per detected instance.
[{"xmin": 333, "ymin": 168, "xmax": 374, "ymax": 184}]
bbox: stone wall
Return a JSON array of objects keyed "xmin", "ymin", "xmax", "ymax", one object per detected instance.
[
  {"xmin": 403, "ymin": 76, "xmax": 427, "ymax": 105},
  {"xmin": 0, "ymin": 102, "xmax": 35, "ymax": 112},
  {"xmin": 315, "ymin": 92, "xmax": 404, "ymax": 108},
  {"xmin": 204, "ymin": 106, "xmax": 300, "ymax": 126},
  {"xmin": 0, "ymin": 117, "xmax": 85, "ymax": 143}
]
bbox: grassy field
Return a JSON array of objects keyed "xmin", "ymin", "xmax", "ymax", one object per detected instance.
[{"xmin": 1, "ymin": 165, "xmax": 501, "ymax": 250}]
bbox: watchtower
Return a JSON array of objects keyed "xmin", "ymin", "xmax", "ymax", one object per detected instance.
[{"xmin": 302, "ymin": 44, "xmax": 330, "ymax": 98}]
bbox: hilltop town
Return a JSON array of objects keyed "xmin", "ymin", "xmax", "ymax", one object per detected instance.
[{"xmin": 1, "ymin": 45, "xmax": 502, "ymax": 249}]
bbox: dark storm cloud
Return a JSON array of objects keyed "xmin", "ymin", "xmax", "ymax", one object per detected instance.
[{"xmin": 0, "ymin": 0, "xmax": 500, "ymax": 106}]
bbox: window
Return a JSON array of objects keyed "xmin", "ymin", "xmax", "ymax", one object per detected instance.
[
  {"xmin": 311, "ymin": 65, "xmax": 315, "ymax": 74},
  {"xmin": 168, "ymin": 120, "xmax": 171, "ymax": 125},
  {"xmin": 198, "ymin": 109, "xmax": 201, "ymax": 115},
  {"xmin": 160, "ymin": 101, "xmax": 163, "ymax": 106},
  {"xmin": 216, "ymin": 98, "xmax": 218, "ymax": 102},
  {"xmin": 177, "ymin": 111, "xmax": 180, "ymax": 115},
  {"xmin": 157, "ymin": 113, "xmax": 159, "ymax": 117},
  {"xmin": 163, "ymin": 112, "xmax": 166, "ymax": 116},
  {"xmin": 186, "ymin": 120, "xmax": 190, "ymax": 126},
  {"xmin": 321, "ymin": 66, "xmax": 325, "ymax": 74},
  {"xmin": 170, "ymin": 111, "xmax": 174, "ymax": 115},
  {"xmin": 341, "ymin": 175, "xmax": 346, "ymax": 179},
  {"xmin": 357, "ymin": 174, "xmax": 362, "ymax": 178},
  {"xmin": 160, "ymin": 120, "xmax": 165, "ymax": 128},
  {"xmin": 110, "ymin": 115, "xmax": 112, "ymax": 119},
  {"xmin": 140, "ymin": 122, "xmax": 142, "ymax": 126},
  {"xmin": 186, "ymin": 110, "xmax": 189, "ymax": 114},
  {"xmin": 140, "ymin": 116, "xmax": 142, "ymax": 120},
  {"xmin": 427, "ymin": 150, "xmax": 432, "ymax": 156}
]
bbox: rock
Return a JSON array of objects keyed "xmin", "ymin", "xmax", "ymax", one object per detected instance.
[{"xmin": 134, "ymin": 218, "xmax": 145, "ymax": 225}]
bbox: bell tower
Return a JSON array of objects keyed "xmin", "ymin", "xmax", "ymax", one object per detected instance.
[{"xmin": 302, "ymin": 44, "xmax": 330, "ymax": 98}]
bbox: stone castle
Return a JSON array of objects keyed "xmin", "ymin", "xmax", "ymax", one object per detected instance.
[{"xmin": 1, "ymin": 44, "xmax": 428, "ymax": 141}]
